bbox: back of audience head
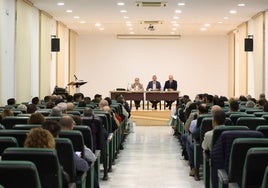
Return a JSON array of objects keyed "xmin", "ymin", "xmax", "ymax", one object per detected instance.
[
  {"xmin": 83, "ymin": 108, "xmax": 94, "ymax": 117},
  {"xmin": 7, "ymin": 98, "xmax": 16, "ymax": 105},
  {"xmin": 67, "ymin": 102, "xmax": 74, "ymax": 111},
  {"xmin": 17, "ymin": 104, "xmax": 27, "ymax": 112},
  {"xmin": 28, "ymin": 112, "xmax": 45, "ymax": 124},
  {"xmin": 46, "ymin": 102, "xmax": 55, "ymax": 109},
  {"xmin": 78, "ymin": 100, "xmax": 87, "ymax": 107},
  {"xmin": 54, "ymin": 98, "xmax": 64, "ymax": 106},
  {"xmin": 24, "ymin": 127, "xmax": 55, "ymax": 148},
  {"xmin": 104, "ymin": 97, "xmax": 112, "ymax": 106},
  {"xmin": 27, "ymin": 104, "xmax": 37, "ymax": 114},
  {"xmin": 1, "ymin": 109, "xmax": 14, "ymax": 119},
  {"xmin": 245, "ymin": 100, "xmax": 255, "ymax": 108},
  {"xmin": 211, "ymin": 105, "xmax": 222, "ymax": 116},
  {"xmin": 57, "ymin": 102, "xmax": 67, "ymax": 113},
  {"xmin": 197, "ymin": 103, "xmax": 208, "ymax": 114},
  {"xmin": 66, "ymin": 95, "xmax": 74, "ymax": 102},
  {"xmin": 31, "ymin": 97, "xmax": 40, "ymax": 105},
  {"xmin": 239, "ymin": 95, "xmax": 247, "ymax": 101},
  {"xmin": 73, "ymin": 93, "xmax": 83, "ymax": 102},
  {"xmin": 42, "ymin": 120, "xmax": 61, "ymax": 138},
  {"xmin": 93, "ymin": 94, "xmax": 102, "ymax": 103},
  {"xmin": 212, "ymin": 110, "xmax": 226, "ymax": 127},
  {"xmin": 229, "ymin": 98, "xmax": 239, "ymax": 112},
  {"xmin": 44, "ymin": 96, "xmax": 51, "ymax": 103},
  {"xmin": 263, "ymin": 102, "xmax": 268, "ymax": 112},
  {"xmin": 259, "ymin": 93, "xmax": 266, "ymax": 100},
  {"xmin": 72, "ymin": 115, "xmax": 82, "ymax": 125},
  {"xmin": 206, "ymin": 95, "xmax": 214, "ymax": 104},
  {"xmin": 99, "ymin": 99, "xmax": 109, "ymax": 110},
  {"xmin": 258, "ymin": 98, "xmax": 267, "ymax": 107},
  {"xmin": 50, "ymin": 106, "xmax": 62, "ymax": 116},
  {"xmin": 84, "ymin": 97, "xmax": 91, "ymax": 104},
  {"xmin": 59, "ymin": 116, "xmax": 75, "ymax": 130}
]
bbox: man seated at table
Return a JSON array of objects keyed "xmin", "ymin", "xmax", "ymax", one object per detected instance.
[
  {"xmin": 146, "ymin": 75, "xmax": 161, "ymax": 110},
  {"xmin": 163, "ymin": 75, "xmax": 178, "ymax": 110},
  {"xmin": 131, "ymin": 77, "xmax": 144, "ymax": 110}
]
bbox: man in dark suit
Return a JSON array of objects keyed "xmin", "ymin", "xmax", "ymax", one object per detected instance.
[
  {"xmin": 163, "ymin": 75, "xmax": 178, "ymax": 109},
  {"xmin": 146, "ymin": 75, "xmax": 161, "ymax": 110}
]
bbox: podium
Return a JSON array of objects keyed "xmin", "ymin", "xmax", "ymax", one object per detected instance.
[{"xmin": 68, "ymin": 81, "xmax": 87, "ymax": 93}]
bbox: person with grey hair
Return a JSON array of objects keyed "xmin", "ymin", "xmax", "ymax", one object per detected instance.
[
  {"xmin": 50, "ymin": 106, "xmax": 62, "ymax": 116},
  {"xmin": 17, "ymin": 104, "xmax": 27, "ymax": 112},
  {"xmin": 57, "ymin": 102, "xmax": 67, "ymax": 114}
]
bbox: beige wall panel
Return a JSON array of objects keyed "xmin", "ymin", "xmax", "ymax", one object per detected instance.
[
  {"xmin": 0, "ymin": 0, "xmax": 2, "ymax": 104},
  {"xmin": 39, "ymin": 12, "xmax": 52, "ymax": 99},
  {"xmin": 68, "ymin": 30, "xmax": 77, "ymax": 95},
  {"xmin": 15, "ymin": 0, "xmax": 32, "ymax": 103},
  {"xmin": 237, "ymin": 23, "xmax": 248, "ymax": 96},
  {"xmin": 56, "ymin": 22, "xmax": 66, "ymax": 88},
  {"xmin": 253, "ymin": 13, "xmax": 264, "ymax": 97},
  {"xmin": 228, "ymin": 32, "xmax": 235, "ymax": 97}
]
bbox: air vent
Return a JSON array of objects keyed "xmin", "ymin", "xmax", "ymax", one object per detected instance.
[
  {"xmin": 136, "ymin": 1, "xmax": 167, "ymax": 7},
  {"xmin": 141, "ymin": 20, "xmax": 163, "ymax": 25}
]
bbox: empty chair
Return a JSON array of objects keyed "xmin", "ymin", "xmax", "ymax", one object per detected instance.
[
  {"xmin": 236, "ymin": 117, "xmax": 267, "ymax": 130},
  {"xmin": 218, "ymin": 138, "xmax": 268, "ymax": 188},
  {"xmin": 1, "ymin": 116, "xmax": 29, "ymax": 129},
  {"xmin": 0, "ymin": 137, "xmax": 18, "ymax": 155},
  {"xmin": 229, "ymin": 114, "xmax": 254, "ymax": 125},
  {"xmin": 0, "ymin": 160, "xmax": 41, "ymax": 188},
  {"xmin": 2, "ymin": 148, "xmax": 63, "ymax": 188},
  {"xmin": 55, "ymin": 138, "xmax": 87, "ymax": 188},
  {"xmin": 0, "ymin": 130, "xmax": 29, "ymax": 147},
  {"xmin": 261, "ymin": 166, "xmax": 268, "ymax": 188},
  {"xmin": 13, "ymin": 124, "xmax": 41, "ymax": 130},
  {"xmin": 211, "ymin": 130, "xmax": 264, "ymax": 188}
]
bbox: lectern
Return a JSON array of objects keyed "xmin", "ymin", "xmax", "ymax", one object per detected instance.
[{"xmin": 68, "ymin": 81, "xmax": 87, "ymax": 93}]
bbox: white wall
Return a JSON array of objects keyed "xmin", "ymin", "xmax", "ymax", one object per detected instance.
[{"xmin": 76, "ymin": 34, "xmax": 228, "ymax": 100}]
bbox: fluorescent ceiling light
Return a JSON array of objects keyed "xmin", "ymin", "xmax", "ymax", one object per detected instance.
[
  {"xmin": 73, "ymin": 16, "xmax": 80, "ymax": 19},
  {"xmin": 238, "ymin": 3, "xmax": 245, "ymax": 7},
  {"xmin": 66, "ymin": 10, "xmax": 72, "ymax": 13},
  {"xmin": 57, "ymin": 2, "xmax": 64, "ymax": 6},
  {"xmin": 117, "ymin": 34, "xmax": 181, "ymax": 39},
  {"xmin": 117, "ymin": 2, "xmax": 125, "ymax": 6},
  {"xmin": 229, "ymin": 10, "xmax": 237, "ymax": 14},
  {"xmin": 120, "ymin": 10, "xmax": 127, "ymax": 13},
  {"xmin": 175, "ymin": 10, "xmax": 182, "ymax": 13},
  {"xmin": 178, "ymin": 3, "xmax": 185, "ymax": 6}
]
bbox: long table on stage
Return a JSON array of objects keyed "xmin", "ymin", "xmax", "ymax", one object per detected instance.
[
  {"xmin": 145, "ymin": 91, "xmax": 180, "ymax": 110},
  {"xmin": 110, "ymin": 91, "xmax": 180, "ymax": 110},
  {"xmin": 110, "ymin": 91, "xmax": 145, "ymax": 109}
]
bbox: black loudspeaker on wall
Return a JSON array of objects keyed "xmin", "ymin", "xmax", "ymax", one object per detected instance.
[
  {"xmin": 244, "ymin": 38, "xmax": 253, "ymax": 52},
  {"xmin": 51, "ymin": 38, "xmax": 60, "ymax": 52}
]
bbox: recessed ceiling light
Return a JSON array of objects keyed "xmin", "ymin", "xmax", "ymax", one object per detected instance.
[
  {"xmin": 123, "ymin": 16, "xmax": 129, "ymax": 19},
  {"xmin": 173, "ymin": 23, "xmax": 179, "ymax": 27},
  {"xmin": 173, "ymin": 16, "xmax": 179, "ymax": 19},
  {"xmin": 217, "ymin": 21, "xmax": 223, "ymax": 24},
  {"xmin": 175, "ymin": 10, "xmax": 182, "ymax": 14},
  {"xmin": 129, "ymin": 28, "xmax": 133, "ymax": 30},
  {"xmin": 129, "ymin": 31, "xmax": 135, "ymax": 34},
  {"xmin": 177, "ymin": 3, "xmax": 185, "ymax": 6},
  {"xmin": 99, "ymin": 28, "xmax": 104, "ymax": 31},
  {"xmin": 238, "ymin": 3, "xmax": 245, "ymax": 7},
  {"xmin": 57, "ymin": 2, "xmax": 64, "ymax": 6},
  {"xmin": 229, "ymin": 10, "xmax": 237, "ymax": 14},
  {"xmin": 95, "ymin": 23, "xmax": 101, "ymax": 27},
  {"xmin": 117, "ymin": 2, "xmax": 125, "ymax": 6},
  {"xmin": 204, "ymin": 23, "xmax": 210, "ymax": 27},
  {"xmin": 73, "ymin": 16, "xmax": 80, "ymax": 19},
  {"xmin": 120, "ymin": 10, "xmax": 127, "ymax": 13},
  {"xmin": 80, "ymin": 21, "xmax": 86, "ymax": 24},
  {"xmin": 224, "ymin": 17, "xmax": 229, "ymax": 20},
  {"xmin": 66, "ymin": 10, "xmax": 72, "ymax": 13},
  {"xmin": 200, "ymin": 27, "xmax": 207, "ymax": 31},
  {"xmin": 126, "ymin": 23, "xmax": 132, "ymax": 27}
]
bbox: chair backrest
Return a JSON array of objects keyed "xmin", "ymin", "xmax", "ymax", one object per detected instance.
[
  {"xmin": 59, "ymin": 130, "xmax": 85, "ymax": 158},
  {"xmin": 242, "ymin": 148, "xmax": 268, "ymax": 188},
  {"xmin": 0, "ymin": 137, "xmax": 18, "ymax": 155},
  {"xmin": 198, "ymin": 117, "xmax": 213, "ymax": 143},
  {"xmin": 13, "ymin": 124, "xmax": 41, "ymax": 130},
  {"xmin": 228, "ymin": 138, "xmax": 268, "ymax": 186},
  {"xmin": 94, "ymin": 111, "xmax": 112, "ymax": 132},
  {"xmin": 236, "ymin": 117, "xmax": 267, "ymax": 130},
  {"xmin": 67, "ymin": 110, "xmax": 81, "ymax": 116},
  {"xmin": 225, "ymin": 111, "xmax": 246, "ymax": 117},
  {"xmin": 229, "ymin": 114, "xmax": 254, "ymax": 125},
  {"xmin": 73, "ymin": 125, "xmax": 93, "ymax": 150},
  {"xmin": 2, "ymin": 148, "xmax": 62, "ymax": 188},
  {"xmin": 256, "ymin": 125, "xmax": 268, "ymax": 138},
  {"xmin": 212, "ymin": 125, "xmax": 249, "ymax": 146},
  {"xmin": 211, "ymin": 130, "xmax": 264, "ymax": 188},
  {"xmin": 1, "ymin": 117, "xmax": 29, "ymax": 129},
  {"xmin": 36, "ymin": 110, "xmax": 51, "ymax": 117},
  {"xmin": 254, "ymin": 112, "xmax": 268, "ymax": 117},
  {"xmin": 0, "ymin": 160, "xmax": 41, "ymax": 188},
  {"xmin": 45, "ymin": 116, "xmax": 61, "ymax": 121},
  {"xmin": 82, "ymin": 116, "xmax": 105, "ymax": 152},
  {"xmin": 55, "ymin": 138, "xmax": 76, "ymax": 182},
  {"xmin": 262, "ymin": 114, "xmax": 268, "ymax": 123},
  {"xmin": 261, "ymin": 166, "xmax": 268, "ymax": 188},
  {"xmin": 0, "ymin": 130, "xmax": 29, "ymax": 147},
  {"xmin": 245, "ymin": 108, "xmax": 263, "ymax": 114}
]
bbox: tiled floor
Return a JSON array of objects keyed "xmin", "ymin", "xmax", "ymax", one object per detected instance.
[{"xmin": 99, "ymin": 126, "xmax": 204, "ymax": 188}]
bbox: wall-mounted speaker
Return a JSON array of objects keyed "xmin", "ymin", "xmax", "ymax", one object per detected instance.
[
  {"xmin": 244, "ymin": 38, "xmax": 253, "ymax": 52},
  {"xmin": 51, "ymin": 38, "xmax": 60, "ymax": 52}
]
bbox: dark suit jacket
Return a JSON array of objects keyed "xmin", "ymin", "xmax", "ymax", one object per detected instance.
[
  {"xmin": 163, "ymin": 80, "xmax": 177, "ymax": 91},
  {"xmin": 146, "ymin": 81, "xmax": 161, "ymax": 91}
]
